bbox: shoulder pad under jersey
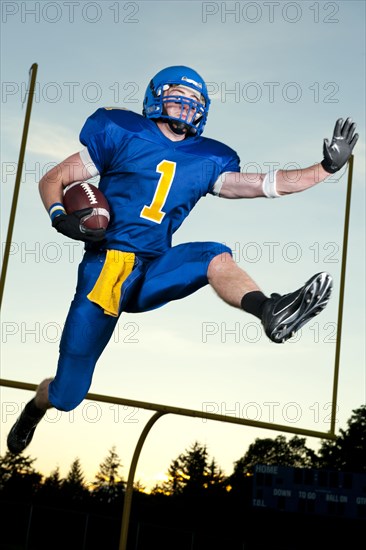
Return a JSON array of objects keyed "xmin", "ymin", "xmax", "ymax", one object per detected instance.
[{"xmin": 93, "ymin": 107, "xmax": 154, "ymax": 135}]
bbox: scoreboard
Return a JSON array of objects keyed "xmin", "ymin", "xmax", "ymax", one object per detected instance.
[{"xmin": 252, "ymin": 464, "xmax": 366, "ymax": 519}]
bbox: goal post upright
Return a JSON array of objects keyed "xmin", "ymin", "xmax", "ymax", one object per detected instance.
[
  {"xmin": 0, "ymin": 63, "xmax": 38, "ymax": 309},
  {"xmin": 330, "ymin": 155, "xmax": 354, "ymax": 435}
]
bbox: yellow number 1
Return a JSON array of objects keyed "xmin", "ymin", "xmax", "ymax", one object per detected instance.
[{"xmin": 140, "ymin": 160, "xmax": 176, "ymax": 224}]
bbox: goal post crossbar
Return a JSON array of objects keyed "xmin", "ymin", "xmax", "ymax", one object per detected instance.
[{"xmin": 0, "ymin": 377, "xmax": 337, "ymax": 440}]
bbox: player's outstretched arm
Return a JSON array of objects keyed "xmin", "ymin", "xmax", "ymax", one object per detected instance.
[{"xmin": 219, "ymin": 117, "xmax": 358, "ymax": 199}]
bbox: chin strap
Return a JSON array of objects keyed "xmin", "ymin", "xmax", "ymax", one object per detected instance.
[
  {"xmin": 167, "ymin": 119, "xmax": 200, "ymax": 136},
  {"xmin": 168, "ymin": 120, "xmax": 189, "ymax": 135}
]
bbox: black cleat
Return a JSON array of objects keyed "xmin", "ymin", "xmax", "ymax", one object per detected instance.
[
  {"xmin": 261, "ymin": 272, "xmax": 333, "ymax": 343},
  {"xmin": 7, "ymin": 401, "xmax": 44, "ymax": 454}
]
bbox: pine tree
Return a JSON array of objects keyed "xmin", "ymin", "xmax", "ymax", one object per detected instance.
[
  {"xmin": 38, "ymin": 466, "xmax": 62, "ymax": 503},
  {"xmin": 206, "ymin": 458, "xmax": 226, "ymax": 491},
  {"xmin": 155, "ymin": 441, "xmax": 226, "ymax": 496},
  {"xmin": 65, "ymin": 457, "xmax": 85, "ymax": 485},
  {"xmin": 91, "ymin": 446, "xmax": 124, "ymax": 503},
  {"xmin": 44, "ymin": 466, "xmax": 62, "ymax": 489},
  {"xmin": 62, "ymin": 457, "xmax": 88, "ymax": 503}
]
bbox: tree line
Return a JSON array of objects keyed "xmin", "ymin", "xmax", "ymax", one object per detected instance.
[
  {"xmin": 1, "ymin": 404, "xmax": 364, "ymax": 506},
  {"xmin": 0, "ymin": 405, "xmax": 365, "ymax": 549}
]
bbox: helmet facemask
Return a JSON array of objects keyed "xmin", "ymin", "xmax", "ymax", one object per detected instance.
[{"xmin": 160, "ymin": 85, "xmax": 206, "ymax": 135}]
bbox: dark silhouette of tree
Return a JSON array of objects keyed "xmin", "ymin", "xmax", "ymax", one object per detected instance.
[
  {"xmin": 91, "ymin": 446, "xmax": 125, "ymax": 503},
  {"xmin": 44, "ymin": 466, "xmax": 62, "ymax": 489},
  {"xmin": 65, "ymin": 457, "xmax": 85, "ymax": 485},
  {"xmin": 133, "ymin": 480, "xmax": 146, "ymax": 493},
  {"xmin": 37, "ymin": 466, "xmax": 62, "ymax": 504},
  {"xmin": 61, "ymin": 457, "xmax": 89, "ymax": 503},
  {"xmin": 230, "ymin": 435, "xmax": 318, "ymax": 490},
  {"xmin": 206, "ymin": 458, "xmax": 226, "ymax": 492},
  {"xmin": 0, "ymin": 452, "xmax": 37, "ymax": 487},
  {"xmin": 153, "ymin": 441, "xmax": 226, "ymax": 496},
  {"xmin": 0, "ymin": 451, "xmax": 42, "ymax": 501},
  {"xmin": 319, "ymin": 405, "xmax": 366, "ymax": 472}
]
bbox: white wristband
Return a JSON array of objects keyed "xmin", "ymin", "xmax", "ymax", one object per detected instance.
[{"xmin": 262, "ymin": 170, "xmax": 280, "ymax": 198}]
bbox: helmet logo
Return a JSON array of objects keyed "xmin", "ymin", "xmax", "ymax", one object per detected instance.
[{"xmin": 181, "ymin": 76, "xmax": 202, "ymax": 89}]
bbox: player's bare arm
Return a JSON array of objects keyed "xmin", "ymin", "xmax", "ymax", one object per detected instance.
[
  {"xmin": 219, "ymin": 117, "xmax": 358, "ymax": 199},
  {"xmin": 39, "ymin": 152, "xmax": 104, "ymax": 243},
  {"xmin": 39, "ymin": 152, "xmax": 93, "ymax": 211},
  {"xmin": 217, "ymin": 163, "xmax": 330, "ymax": 199}
]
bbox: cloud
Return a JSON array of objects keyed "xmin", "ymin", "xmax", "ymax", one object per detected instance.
[
  {"xmin": 26, "ymin": 119, "xmax": 81, "ymax": 160},
  {"xmin": 2, "ymin": 111, "xmax": 80, "ymax": 161}
]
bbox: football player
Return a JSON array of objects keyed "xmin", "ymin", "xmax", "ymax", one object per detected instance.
[{"xmin": 7, "ymin": 66, "xmax": 358, "ymax": 454}]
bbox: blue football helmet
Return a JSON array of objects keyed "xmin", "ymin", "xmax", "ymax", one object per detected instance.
[{"xmin": 143, "ymin": 66, "xmax": 210, "ymax": 136}]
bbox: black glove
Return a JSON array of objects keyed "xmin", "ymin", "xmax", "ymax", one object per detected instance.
[
  {"xmin": 52, "ymin": 208, "xmax": 106, "ymax": 242},
  {"xmin": 321, "ymin": 117, "xmax": 359, "ymax": 174}
]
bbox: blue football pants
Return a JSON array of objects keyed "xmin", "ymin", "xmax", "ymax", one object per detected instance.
[{"xmin": 48, "ymin": 241, "xmax": 231, "ymax": 410}]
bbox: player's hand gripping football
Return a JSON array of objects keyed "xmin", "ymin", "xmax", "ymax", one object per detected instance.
[
  {"xmin": 52, "ymin": 208, "xmax": 106, "ymax": 242},
  {"xmin": 321, "ymin": 117, "xmax": 359, "ymax": 174}
]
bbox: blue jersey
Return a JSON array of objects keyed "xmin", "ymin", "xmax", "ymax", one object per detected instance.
[{"xmin": 80, "ymin": 108, "xmax": 240, "ymax": 259}]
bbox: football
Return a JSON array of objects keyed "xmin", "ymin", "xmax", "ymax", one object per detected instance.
[{"xmin": 63, "ymin": 182, "xmax": 110, "ymax": 230}]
